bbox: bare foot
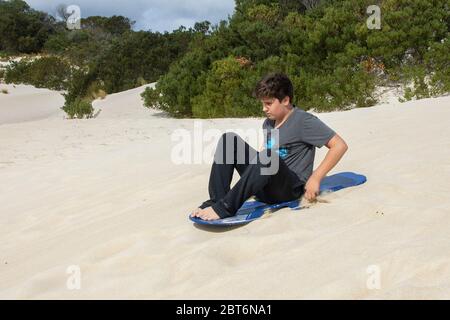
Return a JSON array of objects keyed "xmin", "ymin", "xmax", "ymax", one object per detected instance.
[
  {"xmin": 190, "ymin": 208, "xmax": 202, "ymax": 217},
  {"xmin": 191, "ymin": 207, "xmax": 221, "ymax": 221}
]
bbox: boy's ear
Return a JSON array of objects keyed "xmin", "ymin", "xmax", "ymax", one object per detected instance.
[{"xmin": 281, "ymin": 96, "xmax": 290, "ymax": 106}]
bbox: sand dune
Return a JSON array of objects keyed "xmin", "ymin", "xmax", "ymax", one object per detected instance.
[
  {"xmin": 0, "ymin": 83, "xmax": 449, "ymax": 299},
  {"xmin": 0, "ymin": 84, "xmax": 65, "ymax": 125},
  {"xmin": 92, "ymin": 83, "xmax": 156, "ymax": 119}
]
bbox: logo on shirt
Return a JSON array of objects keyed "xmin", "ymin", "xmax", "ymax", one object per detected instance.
[
  {"xmin": 266, "ymin": 138, "xmax": 289, "ymax": 160},
  {"xmin": 278, "ymin": 147, "xmax": 288, "ymax": 159}
]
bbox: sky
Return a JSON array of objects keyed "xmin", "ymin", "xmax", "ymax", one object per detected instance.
[{"xmin": 25, "ymin": 0, "xmax": 236, "ymax": 32}]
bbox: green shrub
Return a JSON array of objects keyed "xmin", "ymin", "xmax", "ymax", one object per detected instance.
[
  {"xmin": 3, "ymin": 0, "xmax": 448, "ymax": 119},
  {"xmin": 61, "ymin": 68, "xmax": 105, "ymax": 118},
  {"xmin": 0, "ymin": 0, "xmax": 56, "ymax": 54},
  {"xmin": 399, "ymin": 65, "xmax": 431, "ymax": 101},
  {"xmin": 366, "ymin": 0, "xmax": 448, "ymax": 71},
  {"xmin": 141, "ymin": 86, "xmax": 162, "ymax": 109},
  {"xmin": 63, "ymin": 68, "xmax": 98, "ymax": 106},
  {"xmin": 191, "ymin": 55, "xmax": 297, "ymax": 118},
  {"xmin": 4, "ymin": 56, "xmax": 70, "ymax": 90},
  {"xmin": 397, "ymin": 37, "xmax": 449, "ymax": 101},
  {"xmin": 95, "ymin": 30, "xmax": 194, "ymax": 94},
  {"xmin": 61, "ymin": 97, "xmax": 94, "ymax": 119},
  {"xmin": 147, "ymin": 0, "xmax": 448, "ymax": 118},
  {"xmin": 136, "ymin": 76, "xmax": 147, "ymax": 87},
  {"xmin": 297, "ymin": 67, "xmax": 377, "ymax": 111},
  {"xmin": 148, "ymin": 48, "xmax": 210, "ymax": 117},
  {"xmin": 191, "ymin": 56, "xmax": 253, "ymax": 118},
  {"xmin": 86, "ymin": 80, "xmax": 107, "ymax": 100},
  {"xmin": 425, "ymin": 38, "xmax": 450, "ymax": 96},
  {"xmin": 43, "ymin": 32, "xmax": 72, "ymax": 54},
  {"xmin": 0, "ymin": 51, "xmax": 9, "ymax": 60}
]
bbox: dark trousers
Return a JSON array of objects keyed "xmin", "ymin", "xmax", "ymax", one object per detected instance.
[{"xmin": 200, "ymin": 132, "xmax": 305, "ymax": 218}]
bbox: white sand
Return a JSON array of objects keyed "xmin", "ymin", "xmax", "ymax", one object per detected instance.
[
  {"xmin": 0, "ymin": 83, "xmax": 449, "ymax": 299},
  {"xmin": 0, "ymin": 84, "xmax": 65, "ymax": 125}
]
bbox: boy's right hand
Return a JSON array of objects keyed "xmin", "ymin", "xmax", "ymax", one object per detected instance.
[{"xmin": 304, "ymin": 175, "xmax": 320, "ymax": 202}]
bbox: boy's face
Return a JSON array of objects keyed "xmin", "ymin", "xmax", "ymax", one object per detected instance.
[{"xmin": 261, "ymin": 96, "xmax": 291, "ymax": 120}]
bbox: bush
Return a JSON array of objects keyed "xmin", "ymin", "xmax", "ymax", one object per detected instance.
[
  {"xmin": 63, "ymin": 68, "xmax": 98, "ymax": 106},
  {"xmin": 93, "ymin": 89, "xmax": 107, "ymax": 100},
  {"xmin": 43, "ymin": 31, "xmax": 72, "ymax": 54},
  {"xmin": 146, "ymin": 0, "xmax": 448, "ymax": 118},
  {"xmin": 397, "ymin": 37, "xmax": 449, "ymax": 101},
  {"xmin": 148, "ymin": 48, "xmax": 210, "ymax": 117},
  {"xmin": 399, "ymin": 65, "xmax": 431, "ymax": 101},
  {"xmin": 366, "ymin": 0, "xmax": 449, "ymax": 71},
  {"xmin": 192, "ymin": 55, "xmax": 295, "ymax": 118},
  {"xmin": 141, "ymin": 86, "xmax": 161, "ymax": 109},
  {"xmin": 0, "ymin": 0, "xmax": 56, "ymax": 54},
  {"xmin": 0, "ymin": 51, "xmax": 9, "ymax": 60},
  {"xmin": 61, "ymin": 97, "xmax": 94, "ymax": 119},
  {"xmin": 297, "ymin": 67, "xmax": 377, "ymax": 111},
  {"xmin": 425, "ymin": 38, "xmax": 450, "ymax": 96},
  {"xmin": 1, "ymin": 88, "xmax": 8, "ymax": 94},
  {"xmin": 60, "ymin": 68, "xmax": 106, "ymax": 118},
  {"xmin": 95, "ymin": 30, "xmax": 194, "ymax": 94},
  {"xmin": 191, "ymin": 56, "xmax": 255, "ymax": 118},
  {"xmin": 86, "ymin": 80, "xmax": 107, "ymax": 100},
  {"xmin": 4, "ymin": 56, "xmax": 71, "ymax": 90}
]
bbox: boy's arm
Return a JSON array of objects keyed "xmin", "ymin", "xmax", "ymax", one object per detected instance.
[
  {"xmin": 304, "ymin": 134, "xmax": 348, "ymax": 201},
  {"xmin": 258, "ymin": 140, "xmax": 265, "ymax": 152}
]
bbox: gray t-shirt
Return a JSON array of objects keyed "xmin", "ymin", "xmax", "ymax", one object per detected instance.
[{"xmin": 263, "ymin": 106, "xmax": 336, "ymax": 185}]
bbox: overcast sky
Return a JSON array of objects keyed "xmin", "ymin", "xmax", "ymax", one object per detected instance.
[{"xmin": 25, "ymin": 0, "xmax": 236, "ymax": 32}]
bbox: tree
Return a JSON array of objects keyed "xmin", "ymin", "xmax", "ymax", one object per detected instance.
[
  {"xmin": 149, "ymin": 0, "xmax": 449, "ymax": 117},
  {"xmin": 278, "ymin": 0, "xmax": 307, "ymax": 14},
  {"xmin": 0, "ymin": 0, "xmax": 56, "ymax": 53},
  {"xmin": 194, "ymin": 21, "xmax": 211, "ymax": 34},
  {"xmin": 301, "ymin": 0, "xmax": 322, "ymax": 10},
  {"xmin": 81, "ymin": 16, "xmax": 135, "ymax": 35}
]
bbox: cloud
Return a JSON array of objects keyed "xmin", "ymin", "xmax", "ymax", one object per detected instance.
[{"xmin": 25, "ymin": 0, "xmax": 235, "ymax": 32}]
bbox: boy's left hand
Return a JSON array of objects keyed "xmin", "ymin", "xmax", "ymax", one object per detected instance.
[{"xmin": 304, "ymin": 175, "xmax": 321, "ymax": 202}]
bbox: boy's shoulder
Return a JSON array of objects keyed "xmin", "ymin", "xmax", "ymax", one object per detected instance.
[
  {"xmin": 262, "ymin": 117, "xmax": 273, "ymax": 129},
  {"xmin": 292, "ymin": 106, "xmax": 308, "ymax": 118},
  {"xmin": 293, "ymin": 107, "xmax": 324, "ymax": 124}
]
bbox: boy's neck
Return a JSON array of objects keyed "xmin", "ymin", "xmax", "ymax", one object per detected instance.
[{"xmin": 274, "ymin": 104, "xmax": 295, "ymax": 128}]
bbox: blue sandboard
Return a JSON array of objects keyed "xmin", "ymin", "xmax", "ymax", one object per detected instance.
[{"xmin": 189, "ymin": 172, "xmax": 367, "ymax": 227}]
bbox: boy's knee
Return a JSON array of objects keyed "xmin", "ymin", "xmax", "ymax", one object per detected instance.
[
  {"xmin": 221, "ymin": 132, "xmax": 242, "ymax": 142},
  {"xmin": 217, "ymin": 132, "xmax": 244, "ymax": 152}
]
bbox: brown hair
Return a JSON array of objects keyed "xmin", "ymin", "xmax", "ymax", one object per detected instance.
[{"xmin": 253, "ymin": 73, "xmax": 294, "ymax": 104}]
